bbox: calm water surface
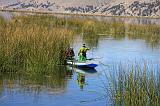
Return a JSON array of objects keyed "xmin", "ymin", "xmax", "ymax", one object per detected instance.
[{"xmin": 0, "ymin": 12, "xmax": 160, "ymax": 106}]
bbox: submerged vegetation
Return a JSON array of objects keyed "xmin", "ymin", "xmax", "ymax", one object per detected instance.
[{"xmin": 105, "ymin": 63, "xmax": 160, "ymax": 105}]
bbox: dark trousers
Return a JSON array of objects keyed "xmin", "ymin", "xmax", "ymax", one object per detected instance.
[{"xmin": 82, "ymin": 52, "xmax": 86, "ymax": 58}]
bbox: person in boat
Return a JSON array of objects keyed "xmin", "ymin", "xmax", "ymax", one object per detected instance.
[
  {"xmin": 78, "ymin": 44, "xmax": 90, "ymax": 61},
  {"xmin": 65, "ymin": 47, "xmax": 75, "ymax": 60}
]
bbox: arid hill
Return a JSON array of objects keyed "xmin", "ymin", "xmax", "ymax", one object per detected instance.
[{"xmin": 0, "ymin": 0, "xmax": 160, "ymax": 17}]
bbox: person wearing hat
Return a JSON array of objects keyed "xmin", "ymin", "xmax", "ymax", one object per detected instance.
[
  {"xmin": 78, "ymin": 44, "xmax": 90, "ymax": 61},
  {"xmin": 65, "ymin": 47, "xmax": 75, "ymax": 60}
]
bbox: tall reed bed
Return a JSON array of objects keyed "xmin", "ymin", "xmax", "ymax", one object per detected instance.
[
  {"xmin": 105, "ymin": 63, "xmax": 160, "ymax": 105},
  {"xmin": 0, "ymin": 14, "xmax": 160, "ymax": 73},
  {"xmin": 12, "ymin": 15, "xmax": 160, "ymax": 48},
  {"xmin": 0, "ymin": 15, "xmax": 73, "ymax": 73},
  {"xmin": 64, "ymin": 18, "xmax": 125, "ymax": 36},
  {"xmin": 65, "ymin": 18, "xmax": 126, "ymax": 47},
  {"xmin": 127, "ymin": 24, "xmax": 160, "ymax": 46}
]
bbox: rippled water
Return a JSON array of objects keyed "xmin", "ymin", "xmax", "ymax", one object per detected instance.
[{"xmin": 0, "ymin": 12, "xmax": 160, "ymax": 106}]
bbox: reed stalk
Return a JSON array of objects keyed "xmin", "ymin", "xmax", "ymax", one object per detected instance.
[{"xmin": 105, "ymin": 63, "xmax": 160, "ymax": 105}]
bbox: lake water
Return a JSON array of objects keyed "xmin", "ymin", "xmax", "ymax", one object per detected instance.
[
  {"xmin": 0, "ymin": 12, "xmax": 160, "ymax": 106},
  {"xmin": 1, "ymin": 11, "xmax": 160, "ymax": 25}
]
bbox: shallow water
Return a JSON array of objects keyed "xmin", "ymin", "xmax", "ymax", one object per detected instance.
[
  {"xmin": 0, "ymin": 12, "xmax": 160, "ymax": 106},
  {"xmin": 1, "ymin": 36, "xmax": 159, "ymax": 106}
]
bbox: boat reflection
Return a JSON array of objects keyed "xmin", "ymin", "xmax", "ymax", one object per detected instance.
[
  {"xmin": 66, "ymin": 66, "xmax": 97, "ymax": 76},
  {"xmin": 67, "ymin": 66, "xmax": 97, "ymax": 89},
  {"xmin": 77, "ymin": 73, "xmax": 85, "ymax": 90}
]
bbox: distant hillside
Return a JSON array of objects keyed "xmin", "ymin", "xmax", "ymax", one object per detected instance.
[{"xmin": 0, "ymin": 0, "xmax": 160, "ymax": 17}]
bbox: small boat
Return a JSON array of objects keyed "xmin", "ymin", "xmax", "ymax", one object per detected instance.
[{"xmin": 67, "ymin": 59, "xmax": 99, "ymax": 68}]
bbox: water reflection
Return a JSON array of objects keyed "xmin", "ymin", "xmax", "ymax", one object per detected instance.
[
  {"xmin": 77, "ymin": 73, "xmax": 85, "ymax": 90},
  {"xmin": 0, "ymin": 66, "xmax": 73, "ymax": 97},
  {"xmin": 76, "ymin": 68, "xmax": 97, "ymax": 89},
  {"xmin": 0, "ymin": 12, "xmax": 159, "ymax": 106},
  {"xmin": 67, "ymin": 66, "xmax": 97, "ymax": 89}
]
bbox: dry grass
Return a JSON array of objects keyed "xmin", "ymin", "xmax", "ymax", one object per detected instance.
[
  {"xmin": 0, "ymin": 15, "xmax": 73, "ymax": 73},
  {"xmin": 0, "ymin": 14, "xmax": 160, "ymax": 73}
]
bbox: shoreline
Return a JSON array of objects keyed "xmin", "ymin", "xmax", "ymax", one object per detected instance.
[{"xmin": 0, "ymin": 9, "xmax": 160, "ymax": 19}]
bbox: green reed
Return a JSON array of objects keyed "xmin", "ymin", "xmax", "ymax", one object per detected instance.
[
  {"xmin": 0, "ymin": 15, "xmax": 73, "ymax": 73},
  {"xmin": 11, "ymin": 15, "xmax": 160, "ymax": 47},
  {"xmin": 105, "ymin": 63, "xmax": 160, "ymax": 106},
  {"xmin": 127, "ymin": 24, "xmax": 160, "ymax": 47},
  {"xmin": 65, "ymin": 18, "xmax": 126, "ymax": 47},
  {"xmin": 0, "ymin": 14, "xmax": 160, "ymax": 73}
]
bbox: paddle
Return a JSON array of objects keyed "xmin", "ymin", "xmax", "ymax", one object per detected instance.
[
  {"xmin": 87, "ymin": 57, "xmax": 103, "ymax": 60},
  {"xmin": 86, "ymin": 57, "xmax": 110, "ymax": 67}
]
